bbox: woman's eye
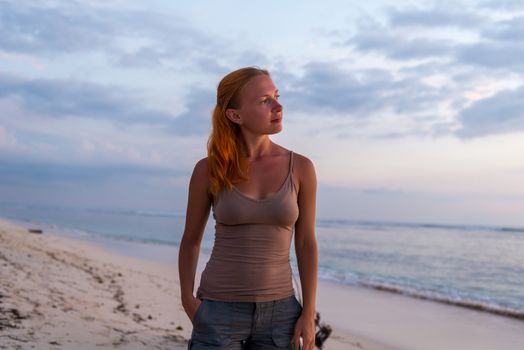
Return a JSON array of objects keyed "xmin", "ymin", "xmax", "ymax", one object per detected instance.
[{"xmin": 260, "ymin": 95, "xmax": 280, "ymax": 104}]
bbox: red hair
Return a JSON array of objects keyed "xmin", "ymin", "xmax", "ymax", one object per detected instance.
[{"xmin": 207, "ymin": 67, "xmax": 270, "ymax": 195}]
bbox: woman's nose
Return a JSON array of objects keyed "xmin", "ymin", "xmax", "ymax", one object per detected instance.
[{"xmin": 272, "ymin": 98, "xmax": 283, "ymax": 111}]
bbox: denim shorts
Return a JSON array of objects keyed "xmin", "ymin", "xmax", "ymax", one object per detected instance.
[{"xmin": 188, "ymin": 295, "xmax": 303, "ymax": 349}]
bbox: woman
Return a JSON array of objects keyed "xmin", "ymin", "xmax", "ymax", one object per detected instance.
[{"xmin": 178, "ymin": 67, "xmax": 318, "ymax": 350}]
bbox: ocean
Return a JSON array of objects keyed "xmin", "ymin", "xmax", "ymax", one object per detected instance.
[{"xmin": 1, "ymin": 203, "xmax": 523, "ymax": 321}]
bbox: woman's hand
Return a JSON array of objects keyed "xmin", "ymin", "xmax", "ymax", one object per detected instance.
[
  {"xmin": 182, "ymin": 296, "xmax": 202, "ymax": 323},
  {"xmin": 291, "ymin": 313, "xmax": 316, "ymax": 350}
]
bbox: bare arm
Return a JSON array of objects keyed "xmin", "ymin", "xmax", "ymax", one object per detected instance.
[
  {"xmin": 292, "ymin": 154, "xmax": 318, "ymax": 350},
  {"xmin": 178, "ymin": 158, "xmax": 211, "ymax": 319}
]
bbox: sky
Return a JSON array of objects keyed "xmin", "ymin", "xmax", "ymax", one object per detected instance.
[{"xmin": 1, "ymin": 0, "xmax": 524, "ymax": 226}]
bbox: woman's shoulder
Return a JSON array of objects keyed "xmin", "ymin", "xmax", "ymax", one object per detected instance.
[
  {"xmin": 194, "ymin": 157, "xmax": 209, "ymax": 171},
  {"xmin": 290, "ymin": 152, "xmax": 316, "ymax": 193},
  {"xmin": 292, "ymin": 152, "xmax": 315, "ymax": 173},
  {"xmin": 273, "ymin": 144, "xmax": 313, "ymax": 167},
  {"xmin": 191, "ymin": 157, "xmax": 210, "ymax": 182}
]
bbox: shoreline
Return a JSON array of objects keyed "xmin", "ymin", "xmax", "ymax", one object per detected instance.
[
  {"xmin": 2, "ymin": 217, "xmax": 524, "ymax": 349},
  {"xmin": 6, "ymin": 213, "xmax": 524, "ymax": 323},
  {"xmin": 356, "ymin": 281, "xmax": 524, "ymax": 321},
  {"xmin": 317, "ymin": 280, "xmax": 524, "ymax": 350},
  {"xmin": 0, "ymin": 217, "xmax": 382, "ymax": 350},
  {"xmin": 7, "ymin": 214, "xmax": 524, "ymax": 323}
]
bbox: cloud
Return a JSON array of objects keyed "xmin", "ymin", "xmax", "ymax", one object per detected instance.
[
  {"xmin": 348, "ymin": 35, "xmax": 524, "ymax": 81},
  {"xmin": 345, "ymin": 6, "xmax": 487, "ymax": 61},
  {"xmin": 112, "ymin": 13, "xmax": 220, "ymax": 69},
  {"xmin": 0, "ymin": 72, "xmax": 221, "ymax": 138},
  {"xmin": 456, "ymin": 42, "xmax": 524, "ymax": 71},
  {"xmin": 346, "ymin": 4, "xmax": 524, "ymax": 75},
  {"xmin": 481, "ymin": 16, "xmax": 524, "ymax": 42},
  {"xmin": 0, "ymin": 73, "xmax": 174, "ymax": 125},
  {"xmin": 335, "ymin": 3, "xmax": 524, "ymax": 139},
  {"xmin": 167, "ymin": 89, "xmax": 214, "ymax": 136},
  {"xmin": 282, "ymin": 62, "xmax": 445, "ymax": 117},
  {"xmin": 0, "ymin": 0, "xmax": 221, "ymax": 70},
  {"xmin": 456, "ymin": 85, "xmax": 524, "ymax": 137},
  {"xmin": 389, "ymin": 7, "xmax": 485, "ymax": 28},
  {"xmin": 0, "ymin": 1, "xmax": 117, "ymax": 54},
  {"xmin": 480, "ymin": 0, "xmax": 524, "ymax": 11},
  {"xmin": 116, "ymin": 46, "xmax": 168, "ymax": 67},
  {"xmin": 0, "ymin": 157, "xmax": 183, "ymax": 188},
  {"xmin": 349, "ymin": 31, "xmax": 455, "ymax": 60}
]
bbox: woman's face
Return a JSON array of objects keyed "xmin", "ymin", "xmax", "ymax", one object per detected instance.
[{"xmin": 229, "ymin": 74, "xmax": 283, "ymax": 135}]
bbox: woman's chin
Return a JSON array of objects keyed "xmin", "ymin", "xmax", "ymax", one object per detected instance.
[{"xmin": 269, "ymin": 126, "xmax": 283, "ymax": 135}]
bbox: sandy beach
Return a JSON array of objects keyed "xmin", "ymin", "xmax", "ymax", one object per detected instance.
[
  {"xmin": 0, "ymin": 218, "xmax": 189, "ymax": 350},
  {"xmin": 0, "ymin": 218, "xmax": 376, "ymax": 350},
  {"xmin": 1, "ymin": 217, "xmax": 523, "ymax": 350}
]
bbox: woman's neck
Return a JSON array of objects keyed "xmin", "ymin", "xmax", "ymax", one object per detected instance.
[{"xmin": 239, "ymin": 134, "xmax": 273, "ymax": 159}]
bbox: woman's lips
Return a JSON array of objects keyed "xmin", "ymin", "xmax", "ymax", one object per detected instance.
[{"xmin": 271, "ymin": 118, "xmax": 282, "ymax": 123}]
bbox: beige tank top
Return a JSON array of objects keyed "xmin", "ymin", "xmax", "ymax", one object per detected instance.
[{"xmin": 196, "ymin": 151, "xmax": 299, "ymax": 302}]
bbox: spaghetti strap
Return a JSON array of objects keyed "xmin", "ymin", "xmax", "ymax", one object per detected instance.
[
  {"xmin": 289, "ymin": 151, "xmax": 294, "ymax": 175},
  {"xmin": 288, "ymin": 151, "xmax": 297, "ymax": 193}
]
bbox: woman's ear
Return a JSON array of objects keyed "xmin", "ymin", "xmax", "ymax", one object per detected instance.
[{"xmin": 226, "ymin": 108, "xmax": 242, "ymax": 125}]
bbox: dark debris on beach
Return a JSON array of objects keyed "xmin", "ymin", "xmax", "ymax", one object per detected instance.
[
  {"xmin": 27, "ymin": 229, "xmax": 43, "ymax": 234},
  {"xmin": 0, "ymin": 306, "xmax": 28, "ymax": 331}
]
